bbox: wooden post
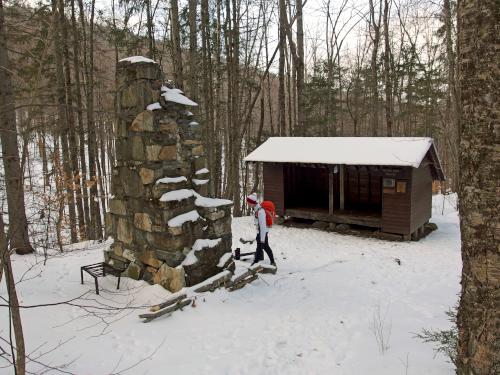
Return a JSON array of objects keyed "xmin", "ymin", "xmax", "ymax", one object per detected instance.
[
  {"xmin": 339, "ymin": 165, "xmax": 345, "ymax": 210},
  {"xmin": 329, "ymin": 172, "xmax": 334, "ymax": 215}
]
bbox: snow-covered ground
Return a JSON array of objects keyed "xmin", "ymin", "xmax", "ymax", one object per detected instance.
[{"xmin": 0, "ymin": 194, "xmax": 460, "ymax": 374}]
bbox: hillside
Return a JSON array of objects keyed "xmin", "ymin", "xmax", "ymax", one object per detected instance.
[{"xmin": 0, "ymin": 194, "xmax": 460, "ymax": 374}]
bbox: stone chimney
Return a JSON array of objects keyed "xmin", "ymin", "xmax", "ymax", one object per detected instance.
[{"xmin": 104, "ymin": 56, "xmax": 233, "ymax": 292}]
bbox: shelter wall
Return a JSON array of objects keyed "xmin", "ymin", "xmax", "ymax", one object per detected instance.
[
  {"xmin": 381, "ymin": 167, "xmax": 412, "ymax": 235},
  {"xmin": 263, "ymin": 163, "xmax": 285, "ymax": 215},
  {"xmin": 410, "ymin": 162, "xmax": 432, "ymax": 232},
  {"xmin": 344, "ymin": 166, "xmax": 383, "ymax": 211}
]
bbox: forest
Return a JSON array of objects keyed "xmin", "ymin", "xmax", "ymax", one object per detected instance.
[
  {"xmin": 0, "ymin": 0, "xmax": 498, "ymax": 374},
  {"xmin": 0, "ymin": 0, "xmax": 460, "ymax": 245}
]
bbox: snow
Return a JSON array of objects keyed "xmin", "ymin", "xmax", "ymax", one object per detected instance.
[
  {"xmin": 245, "ymin": 137, "xmax": 438, "ymax": 168},
  {"xmin": 161, "ymin": 86, "xmax": 198, "ymax": 106},
  {"xmin": 119, "ymin": 55, "xmax": 157, "ymax": 64},
  {"xmin": 217, "ymin": 252, "xmax": 233, "ymax": 268},
  {"xmin": 182, "ymin": 239, "xmax": 222, "ymax": 266},
  {"xmin": 146, "ymin": 102, "xmax": 162, "ymax": 111},
  {"xmin": 161, "ymin": 86, "xmax": 184, "ymax": 94},
  {"xmin": 192, "ymin": 238, "xmax": 221, "ymax": 251},
  {"xmin": 195, "ymin": 168, "xmax": 209, "ymax": 175},
  {"xmin": 181, "ymin": 251, "xmax": 198, "ymax": 266},
  {"xmin": 192, "ymin": 178, "xmax": 209, "ymax": 186},
  {"xmin": 159, "ymin": 189, "xmax": 193, "ymax": 202},
  {"xmin": 1, "ymin": 194, "xmax": 460, "ymax": 374},
  {"xmin": 194, "ymin": 193, "xmax": 233, "ymax": 208},
  {"xmin": 156, "ymin": 176, "xmax": 187, "ymax": 184},
  {"xmin": 167, "ymin": 210, "xmax": 200, "ymax": 227}
]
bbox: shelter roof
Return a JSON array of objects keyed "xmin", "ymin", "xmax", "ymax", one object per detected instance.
[{"xmin": 245, "ymin": 137, "xmax": 444, "ymax": 180}]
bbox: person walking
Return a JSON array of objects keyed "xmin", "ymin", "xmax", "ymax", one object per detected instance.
[{"xmin": 246, "ymin": 193, "xmax": 276, "ymax": 267}]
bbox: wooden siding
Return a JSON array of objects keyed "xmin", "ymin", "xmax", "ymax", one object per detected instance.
[
  {"xmin": 381, "ymin": 167, "xmax": 412, "ymax": 235},
  {"xmin": 263, "ymin": 163, "xmax": 285, "ymax": 215},
  {"xmin": 345, "ymin": 166, "xmax": 382, "ymax": 211},
  {"xmin": 410, "ymin": 162, "xmax": 432, "ymax": 233}
]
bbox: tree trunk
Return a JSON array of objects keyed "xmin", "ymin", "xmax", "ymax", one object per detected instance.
[
  {"xmin": 0, "ymin": 0, "xmax": 34, "ymax": 255},
  {"xmin": 38, "ymin": 130, "xmax": 49, "ymax": 188},
  {"xmin": 278, "ymin": 0, "xmax": 287, "ymax": 135},
  {"xmin": 51, "ymin": 0, "xmax": 78, "ymax": 243},
  {"xmin": 456, "ymin": 0, "xmax": 500, "ymax": 373},
  {"xmin": 230, "ymin": 0, "xmax": 241, "ymax": 216},
  {"xmin": 383, "ymin": 0, "xmax": 393, "ymax": 136},
  {"xmin": 170, "ymin": 0, "xmax": 184, "ymax": 88},
  {"xmin": 1, "ymin": 212, "xmax": 26, "ymax": 375},
  {"xmin": 145, "ymin": 0, "xmax": 154, "ymax": 58},
  {"xmin": 296, "ymin": 0, "xmax": 305, "ymax": 136},
  {"xmin": 188, "ymin": 0, "xmax": 197, "ymax": 100},
  {"xmin": 200, "ymin": 0, "xmax": 214, "ymax": 195},
  {"xmin": 213, "ymin": 0, "xmax": 223, "ymax": 196},
  {"xmin": 59, "ymin": 0, "xmax": 86, "ymax": 240},
  {"xmin": 369, "ymin": 0, "xmax": 381, "ymax": 137},
  {"xmin": 443, "ymin": 0, "xmax": 459, "ymax": 193},
  {"xmin": 71, "ymin": 0, "xmax": 90, "ymax": 239},
  {"xmin": 80, "ymin": 0, "xmax": 102, "ymax": 239}
]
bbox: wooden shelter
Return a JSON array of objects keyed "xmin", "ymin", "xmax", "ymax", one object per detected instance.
[{"xmin": 245, "ymin": 137, "xmax": 445, "ymax": 239}]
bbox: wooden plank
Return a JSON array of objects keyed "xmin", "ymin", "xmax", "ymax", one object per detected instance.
[
  {"xmin": 229, "ymin": 265, "xmax": 263, "ymax": 286},
  {"xmin": 140, "ymin": 298, "xmax": 192, "ymax": 322},
  {"xmin": 263, "ymin": 163, "xmax": 284, "ymax": 215},
  {"xmin": 149, "ymin": 293, "xmax": 187, "ymax": 312},
  {"xmin": 285, "ymin": 208, "xmax": 381, "ymax": 228},
  {"xmin": 410, "ymin": 164, "xmax": 432, "ymax": 233},
  {"xmin": 227, "ymin": 275, "xmax": 258, "ymax": 292},
  {"xmin": 192, "ymin": 270, "xmax": 232, "ymax": 293}
]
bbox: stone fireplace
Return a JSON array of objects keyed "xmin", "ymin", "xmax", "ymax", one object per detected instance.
[{"xmin": 104, "ymin": 56, "xmax": 233, "ymax": 292}]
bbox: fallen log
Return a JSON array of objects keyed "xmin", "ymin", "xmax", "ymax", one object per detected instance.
[
  {"xmin": 192, "ymin": 270, "xmax": 232, "ymax": 293},
  {"xmin": 149, "ymin": 293, "xmax": 187, "ymax": 312},
  {"xmin": 227, "ymin": 274, "xmax": 258, "ymax": 292},
  {"xmin": 259, "ymin": 264, "xmax": 277, "ymax": 274},
  {"xmin": 140, "ymin": 298, "xmax": 192, "ymax": 322},
  {"xmin": 230, "ymin": 265, "xmax": 263, "ymax": 286}
]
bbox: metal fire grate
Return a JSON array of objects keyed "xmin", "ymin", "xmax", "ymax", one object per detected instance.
[{"xmin": 80, "ymin": 262, "xmax": 123, "ymax": 295}]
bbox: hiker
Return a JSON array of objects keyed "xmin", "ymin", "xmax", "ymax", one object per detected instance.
[{"xmin": 246, "ymin": 193, "xmax": 276, "ymax": 267}]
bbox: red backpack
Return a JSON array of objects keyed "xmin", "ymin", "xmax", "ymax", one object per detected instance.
[{"xmin": 256, "ymin": 201, "xmax": 276, "ymax": 227}]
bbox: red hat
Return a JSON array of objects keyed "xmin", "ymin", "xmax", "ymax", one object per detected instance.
[{"xmin": 246, "ymin": 193, "xmax": 257, "ymax": 205}]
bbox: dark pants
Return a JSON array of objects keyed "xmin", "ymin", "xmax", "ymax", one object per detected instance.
[{"xmin": 254, "ymin": 232, "xmax": 275, "ymax": 263}]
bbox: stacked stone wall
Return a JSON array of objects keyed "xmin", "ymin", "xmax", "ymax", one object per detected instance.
[{"xmin": 104, "ymin": 57, "xmax": 233, "ymax": 292}]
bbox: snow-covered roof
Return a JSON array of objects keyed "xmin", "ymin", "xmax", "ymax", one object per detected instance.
[
  {"xmin": 119, "ymin": 56, "xmax": 157, "ymax": 64},
  {"xmin": 245, "ymin": 137, "xmax": 442, "ymax": 172}
]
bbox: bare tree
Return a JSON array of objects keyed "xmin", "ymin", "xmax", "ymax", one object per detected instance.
[
  {"xmin": 170, "ymin": 0, "xmax": 184, "ymax": 88},
  {"xmin": 0, "ymin": 0, "xmax": 34, "ymax": 255},
  {"xmin": 51, "ymin": 0, "xmax": 78, "ymax": 243},
  {"xmin": 382, "ymin": 0, "xmax": 393, "ymax": 136},
  {"xmin": 188, "ymin": 0, "xmax": 198, "ymax": 100},
  {"xmin": 1, "ymin": 214, "xmax": 26, "ymax": 374},
  {"xmin": 368, "ymin": 0, "xmax": 382, "ymax": 136}
]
